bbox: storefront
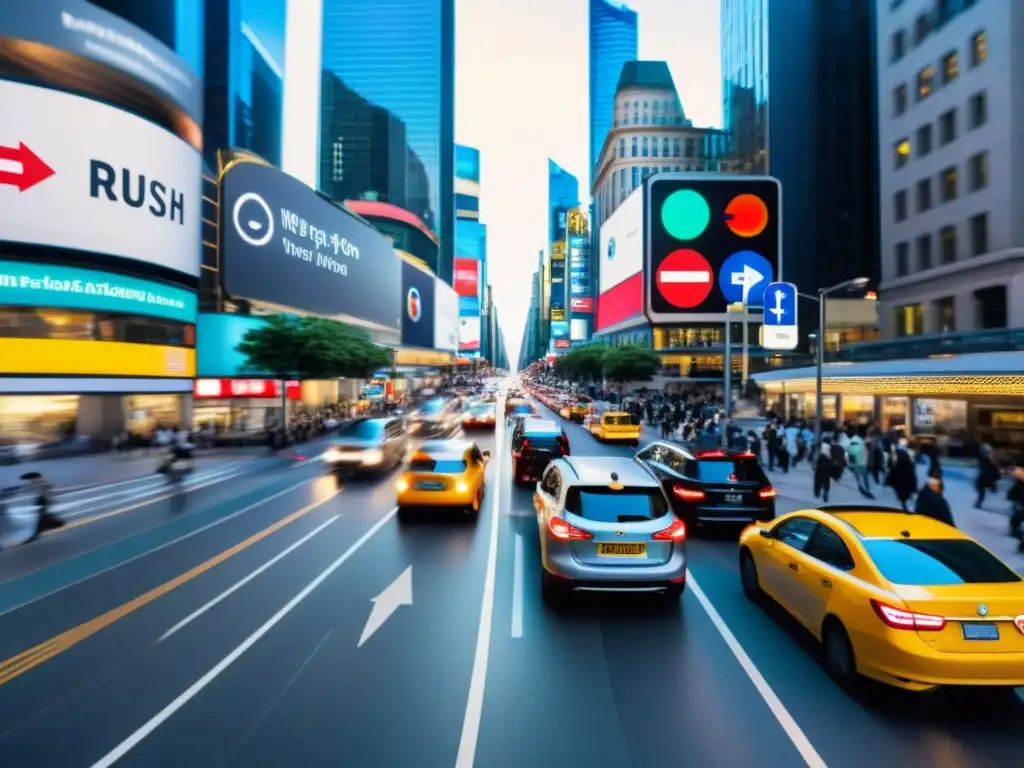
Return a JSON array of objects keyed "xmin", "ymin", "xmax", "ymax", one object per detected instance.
[{"xmin": 192, "ymin": 379, "xmax": 301, "ymax": 438}]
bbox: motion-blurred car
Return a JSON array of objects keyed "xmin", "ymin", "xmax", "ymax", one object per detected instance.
[
  {"xmin": 559, "ymin": 397, "xmax": 592, "ymax": 423},
  {"xmin": 462, "ymin": 402, "xmax": 497, "ymax": 430},
  {"xmin": 739, "ymin": 506, "xmax": 1024, "ymax": 693},
  {"xmin": 510, "ymin": 419, "xmax": 569, "ymax": 486},
  {"xmin": 534, "ymin": 457, "xmax": 687, "ymax": 603},
  {"xmin": 396, "ymin": 440, "xmax": 491, "ymax": 520},
  {"xmin": 323, "ymin": 418, "xmax": 408, "ymax": 474},
  {"xmin": 588, "ymin": 411, "xmax": 641, "ymax": 446},
  {"xmin": 505, "ymin": 398, "xmax": 537, "ymax": 422},
  {"xmin": 408, "ymin": 398, "xmax": 461, "ymax": 438},
  {"xmin": 635, "ymin": 444, "xmax": 775, "ymax": 529}
]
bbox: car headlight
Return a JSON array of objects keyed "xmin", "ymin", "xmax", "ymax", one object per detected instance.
[
  {"xmin": 324, "ymin": 448, "xmax": 341, "ymax": 462},
  {"xmin": 455, "ymin": 481, "xmax": 469, "ymax": 493},
  {"xmin": 396, "ymin": 478, "xmax": 409, "ymax": 492},
  {"xmin": 362, "ymin": 449, "xmax": 384, "ymax": 465}
]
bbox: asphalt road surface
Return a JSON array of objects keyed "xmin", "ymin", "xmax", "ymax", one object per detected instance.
[{"xmin": 0, "ymin": 398, "xmax": 1021, "ymax": 768}]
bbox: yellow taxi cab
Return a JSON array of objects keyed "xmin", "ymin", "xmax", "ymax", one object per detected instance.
[
  {"xmin": 560, "ymin": 397, "xmax": 592, "ymax": 423},
  {"xmin": 739, "ymin": 505, "xmax": 1024, "ymax": 693},
  {"xmin": 589, "ymin": 411, "xmax": 641, "ymax": 446},
  {"xmin": 395, "ymin": 440, "xmax": 490, "ymax": 521}
]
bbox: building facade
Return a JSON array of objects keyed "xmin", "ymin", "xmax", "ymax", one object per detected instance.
[
  {"xmin": 876, "ymin": 0, "xmax": 1023, "ymax": 338},
  {"xmin": 318, "ymin": 0, "xmax": 456, "ymax": 282},
  {"xmin": 455, "ymin": 144, "xmax": 488, "ymax": 359},
  {"xmin": 589, "ymin": 0, "xmax": 638, "ymax": 189}
]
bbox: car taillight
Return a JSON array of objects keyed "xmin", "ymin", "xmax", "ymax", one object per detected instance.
[
  {"xmin": 672, "ymin": 485, "xmax": 706, "ymax": 502},
  {"xmin": 557, "ymin": 437, "xmax": 570, "ymax": 455},
  {"xmin": 652, "ymin": 519, "xmax": 687, "ymax": 541},
  {"xmin": 870, "ymin": 599, "xmax": 946, "ymax": 631},
  {"xmin": 548, "ymin": 517, "xmax": 592, "ymax": 540},
  {"xmin": 697, "ymin": 450, "xmax": 728, "ymax": 459},
  {"xmin": 758, "ymin": 486, "xmax": 776, "ymax": 499},
  {"xmin": 521, "ymin": 437, "xmax": 532, "ymax": 453},
  {"xmin": 735, "ymin": 452, "xmax": 755, "ymax": 459}
]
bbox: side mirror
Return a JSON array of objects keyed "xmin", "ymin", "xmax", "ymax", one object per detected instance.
[
  {"xmin": 482, "ymin": 450, "xmax": 491, "ymax": 460},
  {"xmin": 759, "ymin": 528, "xmax": 773, "ymax": 539}
]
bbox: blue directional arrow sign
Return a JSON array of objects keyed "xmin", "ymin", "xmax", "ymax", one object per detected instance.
[
  {"xmin": 719, "ymin": 250, "xmax": 773, "ymax": 307},
  {"xmin": 762, "ymin": 281, "xmax": 799, "ymax": 351}
]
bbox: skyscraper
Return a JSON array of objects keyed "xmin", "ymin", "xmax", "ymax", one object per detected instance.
[
  {"xmin": 455, "ymin": 144, "xmax": 487, "ymax": 358},
  {"xmin": 588, "ymin": 0, "xmax": 638, "ymax": 189},
  {"xmin": 88, "ymin": 0, "xmax": 206, "ymax": 78},
  {"xmin": 319, "ymin": 0, "xmax": 456, "ymax": 282}
]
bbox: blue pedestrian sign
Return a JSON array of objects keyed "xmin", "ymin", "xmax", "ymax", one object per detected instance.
[
  {"xmin": 762, "ymin": 281, "xmax": 798, "ymax": 350},
  {"xmin": 719, "ymin": 250, "xmax": 773, "ymax": 307}
]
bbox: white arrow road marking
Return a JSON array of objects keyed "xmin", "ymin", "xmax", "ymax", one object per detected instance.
[
  {"xmin": 358, "ymin": 565, "xmax": 413, "ymax": 648},
  {"xmin": 659, "ymin": 270, "xmax": 710, "ymax": 283}
]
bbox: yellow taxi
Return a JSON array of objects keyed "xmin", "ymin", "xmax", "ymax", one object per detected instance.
[
  {"xmin": 588, "ymin": 411, "xmax": 641, "ymax": 446},
  {"xmin": 559, "ymin": 397, "xmax": 592, "ymax": 423},
  {"xmin": 739, "ymin": 505, "xmax": 1024, "ymax": 693},
  {"xmin": 395, "ymin": 440, "xmax": 490, "ymax": 521}
]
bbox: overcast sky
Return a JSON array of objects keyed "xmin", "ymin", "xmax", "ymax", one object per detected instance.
[{"xmin": 455, "ymin": 0, "xmax": 721, "ymax": 366}]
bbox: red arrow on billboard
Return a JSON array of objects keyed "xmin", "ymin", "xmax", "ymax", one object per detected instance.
[{"xmin": 0, "ymin": 142, "xmax": 55, "ymax": 192}]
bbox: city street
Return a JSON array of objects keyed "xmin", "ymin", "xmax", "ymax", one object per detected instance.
[{"xmin": 0, "ymin": 400, "xmax": 1021, "ymax": 768}]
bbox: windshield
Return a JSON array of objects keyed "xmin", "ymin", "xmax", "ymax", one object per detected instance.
[
  {"xmin": 508, "ymin": 404, "xmax": 533, "ymax": 415},
  {"xmin": 408, "ymin": 458, "xmax": 467, "ymax": 474},
  {"xmin": 470, "ymin": 405, "xmax": 495, "ymax": 416},
  {"xmin": 605, "ymin": 415, "xmax": 633, "ymax": 426},
  {"xmin": 522, "ymin": 431, "xmax": 560, "ymax": 450},
  {"xmin": 688, "ymin": 459, "xmax": 763, "ymax": 483},
  {"xmin": 565, "ymin": 488, "xmax": 669, "ymax": 522},
  {"xmin": 863, "ymin": 539, "xmax": 1022, "ymax": 585},
  {"xmin": 337, "ymin": 420, "xmax": 382, "ymax": 440},
  {"xmin": 418, "ymin": 400, "xmax": 445, "ymax": 415}
]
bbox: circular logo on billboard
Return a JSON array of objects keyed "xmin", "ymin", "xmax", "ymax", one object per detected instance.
[
  {"xmin": 232, "ymin": 192, "xmax": 274, "ymax": 247},
  {"xmin": 407, "ymin": 287, "xmax": 422, "ymax": 322},
  {"xmin": 607, "ymin": 237, "xmax": 616, "ymax": 260}
]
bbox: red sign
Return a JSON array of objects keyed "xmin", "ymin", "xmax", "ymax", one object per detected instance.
[
  {"xmin": 0, "ymin": 142, "xmax": 55, "ymax": 192},
  {"xmin": 595, "ymin": 272, "xmax": 643, "ymax": 331},
  {"xmin": 656, "ymin": 249, "xmax": 713, "ymax": 309},
  {"xmin": 570, "ymin": 297, "xmax": 593, "ymax": 313},
  {"xmin": 454, "ymin": 258, "xmax": 480, "ymax": 297},
  {"xmin": 193, "ymin": 379, "xmax": 301, "ymax": 400},
  {"xmin": 554, "ymin": 340, "xmax": 570, "ymax": 349}
]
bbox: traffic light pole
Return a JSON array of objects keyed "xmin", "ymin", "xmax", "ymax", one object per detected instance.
[{"xmin": 723, "ymin": 316, "xmax": 732, "ymax": 429}]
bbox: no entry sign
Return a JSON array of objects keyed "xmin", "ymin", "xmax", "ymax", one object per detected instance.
[{"xmin": 655, "ymin": 249, "xmax": 713, "ymax": 309}]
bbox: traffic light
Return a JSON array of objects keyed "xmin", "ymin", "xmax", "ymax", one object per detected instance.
[{"xmin": 644, "ymin": 174, "xmax": 781, "ymax": 322}]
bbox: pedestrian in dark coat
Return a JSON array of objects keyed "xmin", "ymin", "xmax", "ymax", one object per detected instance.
[
  {"xmin": 914, "ymin": 477, "xmax": 954, "ymax": 527},
  {"xmin": 886, "ymin": 444, "xmax": 918, "ymax": 511}
]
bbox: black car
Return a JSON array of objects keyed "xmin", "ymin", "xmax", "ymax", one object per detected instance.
[
  {"xmin": 409, "ymin": 398, "xmax": 461, "ymax": 438},
  {"xmin": 510, "ymin": 419, "xmax": 569, "ymax": 486},
  {"xmin": 323, "ymin": 418, "xmax": 409, "ymax": 475},
  {"xmin": 634, "ymin": 442, "xmax": 775, "ymax": 528}
]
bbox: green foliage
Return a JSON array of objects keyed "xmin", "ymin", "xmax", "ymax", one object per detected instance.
[
  {"xmin": 237, "ymin": 315, "xmax": 393, "ymax": 380},
  {"xmin": 602, "ymin": 345, "xmax": 661, "ymax": 384},
  {"xmin": 553, "ymin": 345, "xmax": 607, "ymax": 381}
]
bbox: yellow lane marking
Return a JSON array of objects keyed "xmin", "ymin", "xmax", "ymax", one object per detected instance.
[{"xmin": 0, "ymin": 489, "xmax": 340, "ymax": 687}]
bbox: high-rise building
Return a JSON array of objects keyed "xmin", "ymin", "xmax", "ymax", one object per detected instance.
[
  {"xmin": 455, "ymin": 144, "xmax": 487, "ymax": 359},
  {"xmin": 88, "ymin": 0, "xmax": 206, "ymax": 78},
  {"xmin": 548, "ymin": 161, "xmax": 579, "ymax": 352},
  {"xmin": 318, "ymin": 0, "xmax": 456, "ymax": 282},
  {"xmin": 721, "ymin": 0, "xmax": 878, "ymax": 347},
  {"xmin": 877, "ymin": 1, "xmax": 1022, "ymax": 337},
  {"xmin": 589, "ymin": 0, "xmax": 638, "ymax": 190}
]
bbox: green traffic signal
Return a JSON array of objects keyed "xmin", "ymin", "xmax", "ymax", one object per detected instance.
[{"xmin": 660, "ymin": 189, "xmax": 710, "ymax": 240}]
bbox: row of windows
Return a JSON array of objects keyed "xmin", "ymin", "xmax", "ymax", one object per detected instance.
[
  {"xmin": 893, "ymin": 92, "xmax": 986, "ymax": 168},
  {"xmin": 618, "ymin": 136, "xmax": 697, "ymax": 160},
  {"xmin": 890, "ymin": 4, "xmax": 982, "ymax": 64},
  {"xmin": 614, "ymin": 114, "xmax": 686, "ymax": 128},
  {"xmin": 893, "ymin": 30, "xmax": 986, "ymax": 116},
  {"xmin": 893, "ymin": 150, "xmax": 988, "ymax": 221},
  {"xmin": 893, "ymin": 284, "xmax": 1007, "ymax": 338},
  {"xmin": 598, "ymin": 162, "xmax": 735, "ymax": 221},
  {"xmin": 0, "ymin": 309, "xmax": 196, "ymax": 347},
  {"xmin": 893, "ymin": 211, "xmax": 988, "ymax": 278},
  {"xmin": 619, "ymin": 98, "xmax": 681, "ymax": 112}
]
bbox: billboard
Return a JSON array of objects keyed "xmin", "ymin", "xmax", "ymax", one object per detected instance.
[
  {"xmin": 0, "ymin": 81, "xmax": 202, "ymax": 277},
  {"xmin": 549, "ymin": 251, "xmax": 565, "ymax": 314},
  {"xmin": 0, "ymin": 261, "xmax": 196, "ymax": 323},
  {"xmin": 194, "ymin": 379, "xmax": 301, "ymax": 400},
  {"xmin": 459, "ymin": 316, "xmax": 481, "ymax": 351},
  {"xmin": 220, "ymin": 161, "xmax": 401, "ymax": 332},
  {"xmin": 569, "ymin": 235, "xmax": 591, "ymax": 299},
  {"xmin": 434, "ymin": 278, "xmax": 459, "ymax": 352},
  {"xmin": 550, "ymin": 320, "xmax": 569, "ymax": 339},
  {"xmin": 598, "ymin": 188, "xmax": 643, "ymax": 294},
  {"xmin": 196, "ymin": 313, "xmax": 272, "ymax": 378},
  {"xmin": 570, "ymin": 297, "xmax": 593, "ymax": 313},
  {"xmin": 596, "ymin": 273, "xmax": 643, "ymax": 332},
  {"xmin": 459, "ymin": 295, "xmax": 480, "ymax": 316},
  {"xmin": 454, "ymin": 257, "xmax": 480, "ymax": 297},
  {"xmin": 401, "ymin": 259, "xmax": 436, "ymax": 349},
  {"xmin": 570, "ymin": 318, "xmax": 588, "ymax": 341},
  {"xmin": 0, "ymin": 338, "xmax": 193, "ymax": 377}
]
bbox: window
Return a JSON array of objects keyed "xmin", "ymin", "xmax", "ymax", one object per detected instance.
[
  {"xmin": 862, "ymin": 539, "xmax": 1020, "ymax": 585},
  {"xmin": 970, "ymin": 31, "xmax": 987, "ymax": 67},
  {"xmin": 970, "ymin": 212, "xmax": 988, "ymax": 256},
  {"xmin": 974, "ymin": 285, "xmax": 1007, "ymax": 329},
  {"xmin": 641, "ymin": 136, "xmax": 649, "ymax": 157},
  {"xmin": 895, "ymin": 241, "xmax": 910, "ymax": 277},
  {"xmin": 631, "ymin": 137, "xmax": 638, "ymax": 157},
  {"xmin": 894, "ymin": 138, "xmax": 911, "ymax": 168},
  {"xmin": 914, "ymin": 14, "xmax": 929, "ymax": 45},
  {"xmin": 631, "ymin": 166, "xmax": 639, "ymax": 187},
  {"xmin": 894, "ymin": 303, "xmax": 924, "ymax": 336},
  {"xmin": 564, "ymin": 488, "xmax": 669, "ymax": 522},
  {"xmin": 893, "ymin": 84, "xmax": 908, "ymax": 115},
  {"xmin": 941, "ymin": 50, "xmax": 958, "ymax": 83},
  {"xmin": 916, "ymin": 123, "xmax": 932, "ymax": 156},
  {"xmin": 662, "ymin": 138, "xmax": 670, "ymax": 157},
  {"xmin": 939, "ymin": 225, "xmax": 957, "ymax": 264},
  {"xmin": 685, "ymin": 138, "xmax": 695, "ymax": 158},
  {"xmin": 891, "ymin": 29, "xmax": 906, "ymax": 62},
  {"xmin": 935, "ymin": 296, "xmax": 956, "ymax": 332},
  {"xmin": 939, "ymin": 108, "xmax": 956, "ymax": 144},
  {"xmin": 618, "ymin": 138, "xmax": 625, "ymax": 158},
  {"xmin": 804, "ymin": 527, "xmax": 855, "ymax": 571},
  {"xmin": 969, "ymin": 91, "xmax": 987, "ymax": 128},
  {"xmin": 651, "ymin": 139, "xmax": 659, "ymax": 157},
  {"xmin": 969, "ymin": 151, "xmax": 988, "ymax": 191},
  {"xmin": 916, "ymin": 234, "xmax": 932, "ymax": 270},
  {"xmin": 916, "ymin": 66, "xmax": 934, "ymax": 100},
  {"xmin": 620, "ymin": 168, "xmax": 627, "ymax": 189},
  {"xmin": 672, "ymin": 138, "xmax": 680, "ymax": 157},
  {"xmin": 916, "ymin": 178, "xmax": 931, "ymax": 212},
  {"xmin": 940, "ymin": 166, "xmax": 957, "ymax": 202},
  {"xmin": 894, "ymin": 189, "xmax": 907, "ymax": 222},
  {"xmin": 337, "ymin": 419, "xmax": 384, "ymax": 440},
  {"xmin": 772, "ymin": 517, "xmax": 817, "ymax": 550}
]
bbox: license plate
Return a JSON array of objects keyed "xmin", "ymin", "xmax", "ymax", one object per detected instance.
[
  {"xmin": 415, "ymin": 481, "xmax": 444, "ymax": 490},
  {"xmin": 597, "ymin": 542, "xmax": 647, "ymax": 557},
  {"xmin": 962, "ymin": 622, "xmax": 999, "ymax": 641},
  {"xmin": 724, "ymin": 493, "xmax": 744, "ymax": 504}
]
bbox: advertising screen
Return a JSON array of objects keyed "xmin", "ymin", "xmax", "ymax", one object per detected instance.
[
  {"xmin": 570, "ymin": 297, "xmax": 593, "ymax": 313},
  {"xmin": 196, "ymin": 313, "xmax": 274, "ymax": 378},
  {"xmin": 0, "ymin": 261, "xmax": 196, "ymax": 323},
  {"xmin": 598, "ymin": 188, "xmax": 643, "ymax": 294},
  {"xmin": 549, "ymin": 253, "xmax": 565, "ymax": 313},
  {"xmin": 550, "ymin": 320, "xmax": 569, "ymax": 339},
  {"xmin": 433, "ymin": 278, "xmax": 460, "ymax": 352},
  {"xmin": 459, "ymin": 295, "xmax": 480, "ymax": 316},
  {"xmin": 194, "ymin": 379, "xmax": 301, "ymax": 400},
  {"xmin": 220, "ymin": 162, "xmax": 401, "ymax": 332},
  {"xmin": 569, "ymin": 235, "xmax": 591, "ymax": 298},
  {"xmin": 554, "ymin": 339, "xmax": 570, "ymax": 349},
  {"xmin": 401, "ymin": 259, "xmax": 436, "ymax": 349},
  {"xmin": 596, "ymin": 273, "xmax": 643, "ymax": 332},
  {"xmin": 570, "ymin": 318, "xmax": 588, "ymax": 341},
  {"xmin": 0, "ymin": 339, "xmax": 193, "ymax": 377},
  {"xmin": 454, "ymin": 258, "xmax": 480, "ymax": 298},
  {"xmin": 0, "ymin": 81, "xmax": 202, "ymax": 277},
  {"xmin": 459, "ymin": 316, "xmax": 481, "ymax": 351}
]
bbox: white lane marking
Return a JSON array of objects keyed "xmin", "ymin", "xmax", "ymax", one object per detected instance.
[
  {"xmin": 454, "ymin": 412, "xmax": 505, "ymax": 767},
  {"xmin": 687, "ymin": 573, "xmax": 829, "ymax": 768},
  {"xmin": 88, "ymin": 505, "xmax": 399, "ymax": 768},
  {"xmin": 357, "ymin": 564, "xmax": 414, "ymax": 648},
  {"xmin": 58, "ymin": 461, "xmax": 251, "ymax": 498},
  {"xmin": 0, "ymin": 478, "xmax": 320, "ymax": 617},
  {"xmin": 511, "ymin": 533, "xmax": 523, "ymax": 639},
  {"xmin": 660, "ymin": 270, "xmax": 711, "ymax": 283},
  {"xmin": 158, "ymin": 515, "xmax": 341, "ymax": 642}
]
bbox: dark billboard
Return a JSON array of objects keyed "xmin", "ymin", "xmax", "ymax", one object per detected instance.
[
  {"xmin": 401, "ymin": 259, "xmax": 436, "ymax": 349},
  {"xmin": 220, "ymin": 161, "xmax": 401, "ymax": 333}
]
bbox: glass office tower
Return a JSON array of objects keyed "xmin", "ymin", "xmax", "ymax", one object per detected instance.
[
  {"xmin": 319, "ymin": 0, "xmax": 456, "ymax": 282},
  {"xmin": 88, "ymin": 0, "xmax": 206, "ymax": 78},
  {"xmin": 588, "ymin": 0, "xmax": 637, "ymax": 188}
]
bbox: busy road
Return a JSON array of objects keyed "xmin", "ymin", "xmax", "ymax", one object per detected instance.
[{"xmin": 0, "ymin": 390, "xmax": 1021, "ymax": 768}]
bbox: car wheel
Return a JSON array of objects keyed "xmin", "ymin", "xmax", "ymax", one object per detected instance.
[
  {"xmin": 541, "ymin": 569, "xmax": 564, "ymax": 606},
  {"xmin": 739, "ymin": 549, "xmax": 763, "ymax": 601},
  {"xmin": 664, "ymin": 583, "xmax": 684, "ymax": 601},
  {"xmin": 822, "ymin": 619, "xmax": 859, "ymax": 689},
  {"xmin": 397, "ymin": 506, "xmax": 412, "ymax": 523}
]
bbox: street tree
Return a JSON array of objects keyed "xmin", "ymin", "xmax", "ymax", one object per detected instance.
[{"xmin": 601, "ymin": 345, "xmax": 661, "ymax": 392}]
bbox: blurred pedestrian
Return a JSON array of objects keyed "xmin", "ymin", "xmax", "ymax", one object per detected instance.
[
  {"xmin": 886, "ymin": 441, "xmax": 918, "ymax": 512},
  {"xmin": 814, "ymin": 438, "xmax": 834, "ymax": 503},
  {"xmin": 974, "ymin": 443, "xmax": 1000, "ymax": 509},
  {"xmin": 847, "ymin": 433, "xmax": 872, "ymax": 497},
  {"xmin": 914, "ymin": 476, "xmax": 954, "ymax": 527}
]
